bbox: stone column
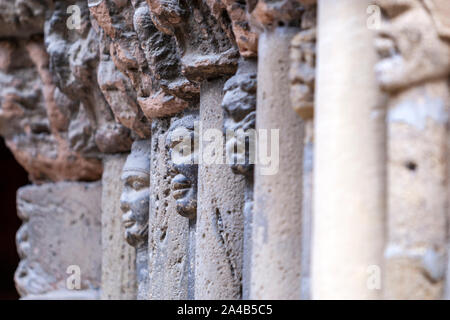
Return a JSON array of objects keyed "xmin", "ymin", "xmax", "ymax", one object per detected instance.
[
  {"xmin": 101, "ymin": 155, "xmax": 137, "ymax": 300},
  {"xmin": 196, "ymin": 78, "xmax": 246, "ymax": 299},
  {"xmin": 251, "ymin": 27, "xmax": 304, "ymax": 299},
  {"xmin": 148, "ymin": 117, "xmax": 194, "ymax": 300},
  {"xmin": 119, "ymin": 140, "xmax": 151, "ymax": 300},
  {"xmin": 312, "ymin": 0, "xmax": 386, "ymax": 299},
  {"xmin": 222, "ymin": 59, "xmax": 258, "ymax": 299},
  {"xmin": 290, "ymin": 4, "xmax": 316, "ymax": 300}
]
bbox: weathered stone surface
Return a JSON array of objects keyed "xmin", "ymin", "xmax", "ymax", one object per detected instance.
[
  {"xmin": 148, "ymin": 115, "xmax": 196, "ymax": 299},
  {"xmin": 205, "ymin": 0, "xmax": 258, "ymax": 58},
  {"xmin": 222, "ymin": 59, "xmax": 257, "ymax": 299},
  {"xmin": 289, "ymin": 6, "xmax": 315, "ymax": 120},
  {"xmin": 132, "ymin": 0, "xmax": 199, "ymax": 101},
  {"xmin": 196, "ymin": 78, "xmax": 245, "ymax": 299},
  {"xmin": 423, "ymin": 0, "xmax": 450, "ymax": 39},
  {"xmin": 98, "ymin": 36, "xmax": 151, "ymax": 139},
  {"xmin": 148, "ymin": 0, "xmax": 240, "ymax": 82},
  {"xmin": 0, "ymin": 0, "xmax": 153, "ymax": 182},
  {"xmin": 375, "ymin": 0, "xmax": 450, "ymax": 300},
  {"xmin": 15, "ymin": 182, "xmax": 102, "ymax": 299},
  {"xmin": 166, "ymin": 114, "xmax": 199, "ymax": 220},
  {"xmin": 0, "ymin": 0, "xmax": 49, "ymax": 38},
  {"xmin": 101, "ymin": 155, "xmax": 137, "ymax": 300},
  {"xmin": 383, "ymin": 84, "xmax": 448, "ymax": 300},
  {"xmin": 2, "ymin": 0, "xmax": 448, "ymax": 303},
  {"xmin": 374, "ymin": 0, "xmax": 450, "ymax": 92},
  {"xmin": 248, "ymin": 0, "xmax": 304, "ymax": 32},
  {"xmin": 120, "ymin": 140, "xmax": 151, "ymax": 300},
  {"xmin": 289, "ymin": 3, "xmax": 316, "ymax": 300},
  {"xmin": 223, "ymin": 59, "xmax": 257, "ymax": 176},
  {"xmin": 0, "ymin": 38, "xmax": 103, "ymax": 182},
  {"xmin": 251, "ymin": 28, "xmax": 303, "ymax": 299},
  {"xmin": 45, "ymin": 0, "xmax": 133, "ymax": 154},
  {"xmin": 89, "ymin": 0, "xmax": 193, "ymax": 120}
]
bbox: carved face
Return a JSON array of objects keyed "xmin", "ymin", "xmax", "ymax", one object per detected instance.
[
  {"xmin": 166, "ymin": 115, "xmax": 198, "ymax": 219},
  {"xmin": 120, "ymin": 169, "xmax": 150, "ymax": 247},
  {"xmin": 222, "ymin": 72, "xmax": 257, "ymax": 176},
  {"xmin": 374, "ymin": 0, "xmax": 450, "ymax": 91}
]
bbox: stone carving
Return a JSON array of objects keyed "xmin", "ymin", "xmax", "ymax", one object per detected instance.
[
  {"xmin": 101, "ymin": 155, "xmax": 137, "ymax": 300},
  {"xmin": 148, "ymin": 114, "xmax": 196, "ymax": 299},
  {"xmin": 289, "ymin": 3, "xmax": 316, "ymax": 299},
  {"xmin": 1, "ymin": 0, "xmax": 449, "ymax": 302},
  {"xmin": 222, "ymin": 61, "xmax": 257, "ymax": 298},
  {"xmin": 15, "ymin": 182, "xmax": 102, "ymax": 299},
  {"xmin": 121, "ymin": 140, "xmax": 151, "ymax": 248},
  {"xmin": 374, "ymin": 0, "xmax": 450, "ymax": 92},
  {"xmin": 166, "ymin": 112, "xmax": 199, "ymax": 220},
  {"xmin": 194, "ymin": 78, "xmax": 246, "ymax": 299},
  {"xmin": 89, "ymin": 0, "xmax": 193, "ymax": 119},
  {"xmin": 45, "ymin": 0, "xmax": 133, "ymax": 154},
  {"xmin": 0, "ymin": 0, "xmax": 148, "ymax": 182},
  {"xmin": 289, "ymin": 5, "xmax": 316, "ymax": 119},
  {"xmin": 223, "ymin": 60, "xmax": 257, "ymax": 176},
  {"xmin": 0, "ymin": 38, "xmax": 103, "ymax": 182},
  {"xmin": 98, "ymin": 35, "xmax": 151, "ymax": 139},
  {"xmin": 247, "ymin": 0, "xmax": 305, "ymax": 31},
  {"xmin": 120, "ymin": 139, "xmax": 151, "ymax": 300},
  {"xmin": 148, "ymin": 0, "xmax": 240, "ymax": 82},
  {"xmin": 204, "ymin": 0, "xmax": 258, "ymax": 58},
  {"xmin": 424, "ymin": 0, "xmax": 450, "ymax": 38},
  {"xmin": 0, "ymin": 0, "xmax": 49, "ymax": 38},
  {"xmin": 375, "ymin": 0, "xmax": 450, "ymax": 299},
  {"xmin": 132, "ymin": 0, "xmax": 199, "ymax": 101}
]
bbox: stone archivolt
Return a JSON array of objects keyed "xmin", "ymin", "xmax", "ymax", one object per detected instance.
[{"xmin": 3, "ymin": 0, "xmax": 450, "ymax": 301}]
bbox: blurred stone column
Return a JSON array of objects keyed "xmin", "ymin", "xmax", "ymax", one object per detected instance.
[
  {"xmin": 101, "ymin": 155, "xmax": 137, "ymax": 300},
  {"xmin": 290, "ymin": 3, "xmax": 316, "ymax": 300},
  {"xmin": 373, "ymin": 0, "xmax": 450, "ymax": 300},
  {"xmin": 222, "ymin": 59, "xmax": 258, "ymax": 299},
  {"xmin": 196, "ymin": 78, "xmax": 246, "ymax": 299},
  {"xmin": 148, "ymin": 118, "xmax": 193, "ymax": 300},
  {"xmin": 251, "ymin": 27, "xmax": 304, "ymax": 300},
  {"xmin": 247, "ymin": 0, "xmax": 305, "ymax": 297},
  {"xmin": 384, "ymin": 83, "xmax": 448, "ymax": 299},
  {"xmin": 312, "ymin": 0, "xmax": 386, "ymax": 299}
]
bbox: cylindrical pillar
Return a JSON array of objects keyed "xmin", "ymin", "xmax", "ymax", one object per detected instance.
[
  {"xmin": 101, "ymin": 155, "xmax": 137, "ymax": 300},
  {"xmin": 251, "ymin": 28, "xmax": 304, "ymax": 299},
  {"xmin": 312, "ymin": 0, "xmax": 386, "ymax": 299},
  {"xmin": 196, "ymin": 78, "xmax": 246, "ymax": 299}
]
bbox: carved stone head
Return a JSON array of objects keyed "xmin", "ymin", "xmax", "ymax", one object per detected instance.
[
  {"xmin": 165, "ymin": 113, "xmax": 199, "ymax": 219},
  {"xmin": 222, "ymin": 63, "xmax": 257, "ymax": 176},
  {"xmin": 147, "ymin": 0, "xmax": 239, "ymax": 82},
  {"xmin": 120, "ymin": 140, "xmax": 151, "ymax": 247},
  {"xmin": 374, "ymin": 0, "xmax": 450, "ymax": 91}
]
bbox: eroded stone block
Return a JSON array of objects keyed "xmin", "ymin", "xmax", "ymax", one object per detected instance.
[{"xmin": 15, "ymin": 182, "xmax": 102, "ymax": 299}]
